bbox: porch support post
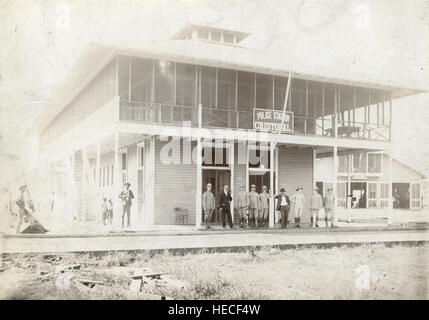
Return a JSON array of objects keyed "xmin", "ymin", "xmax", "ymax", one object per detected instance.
[
  {"xmin": 387, "ymin": 152, "xmax": 393, "ymax": 226},
  {"xmin": 269, "ymin": 141, "xmax": 275, "ymax": 228},
  {"xmin": 333, "ymin": 145, "xmax": 338, "ymax": 225},
  {"xmin": 195, "ymin": 136, "xmax": 202, "ymax": 229},
  {"xmin": 113, "ymin": 132, "xmax": 120, "ymax": 225},
  {"xmin": 230, "ymin": 141, "xmax": 235, "ymax": 223},
  {"xmin": 347, "ymin": 154, "xmax": 352, "ymax": 223},
  {"xmin": 81, "ymin": 147, "xmax": 87, "ymax": 221},
  {"xmin": 312, "ymin": 148, "xmax": 316, "ymax": 187},
  {"xmin": 96, "ymin": 140, "xmax": 101, "ymax": 188}
]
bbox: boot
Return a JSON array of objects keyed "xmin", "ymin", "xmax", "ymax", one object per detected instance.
[
  {"xmin": 297, "ymin": 218, "xmax": 301, "ymax": 228},
  {"xmin": 316, "ymin": 217, "xmax": 319, "ymax": 228},
  {"xmin": 294, "ymin": 218, "xmax": 298, "ymax": 228},
  {"xmin": 325, "ymin": 218, "xmax": 329, "ymax": 228}
]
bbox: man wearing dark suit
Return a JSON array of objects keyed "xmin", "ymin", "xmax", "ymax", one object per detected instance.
[
  {"xmin": 218, "ymin": 185, "xmax": 234, "ymax": 229},
  {"xmin": 118, "ymin": 182, "xmax": 134, "ymax": 228},
  {"xmin": 274, "ymin": 188, "xmax": 290, "ymax": 229}
]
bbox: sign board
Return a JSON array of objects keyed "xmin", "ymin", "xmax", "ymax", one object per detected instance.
[{"xmin": 253, "ymin": 108, "xmax": 294, "ymax": 134}]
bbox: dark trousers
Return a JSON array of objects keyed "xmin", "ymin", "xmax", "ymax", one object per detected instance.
[
  {"xmin": 122, "ymin": 206, "xmax": 131, "ymax": 227},
  {"xmin": 280, "ymin": 205, "xmax": 290, "ymax": 228},
  {"xmin": 221, "ymin": 208, "xmax": 233, "ymax": 228}
]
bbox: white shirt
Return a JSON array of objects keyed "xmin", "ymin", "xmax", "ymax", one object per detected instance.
[{"xmin": 280, "ymin": 195, "xmax": 287, "ymax": 206}]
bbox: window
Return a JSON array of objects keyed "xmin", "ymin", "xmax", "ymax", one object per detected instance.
[
  {"xmin": 410, "ymin": 183, "xmax": 421, "ymax": 208},
  {"xmin": 217, "ymin": 68, "xmax": 236, "ymax": 110},
  {"xmin": 130, "ymin": 57, "xmax": 152, "ymax": 102},
  {"xmin": 176, "ymin": 63, "xmax": 196, "ymax": 106},
  {"xmin": 337, "ymin": 182, "xmax": 347, "ymax": 207},
  {"xmin": 256, "ymin": 74, "xmax": 273, "ymax": 109},
  {"xmin": 223, "ymin": 33, "xmax": 234, "ymax": 43},
  {"xmin": 237, "ymin": 71, "xmax": 255, "ymax": 111},
  {"xmin": 368, "ymin": 153, "xmax": 382, "ymax": 174},
  {"xmin": 202, "ymin": 146, "xmax": 229, "ymax": 167},
  {"xmin": 274, "ymin": 76, "xmax": 288, "ymax": 110},
  {"xmin": 122, "ymin": 153, "xmax": 127, "ymax": 170},
  {"xmin": 291, "ymin": 79, "xmax": 306, "ymax": 116},
  {"xmin": 118, "ymin": 55, "xmax": 130, "ymax": 100},
  {"xmin": 198, "ymin": 29, "xmax": 209, "ymax": 40},
  {"xmin": 248, "ymin": 146, "xmax": 270, "ymax": 169},
  {"xmin": 139, "ymin": 147, "xmax": 144, "ymax": 168},
  {"xmin": 323, "ymin": 84, "xmax": 335, "ymax": 136},
  {"xmin": 308, "ymin": 81, "xmax": 323, "ymax": 135},
  {"xmin": 102, "ymin": 167, "xmax": 105, "ymax": 187},
  {"xmin": 201, "ymin": 67, "xmax": 216, "ymax": 108},
  {"xmin": 379, "ymin": 183, "xmax": 389, "ymax": 208},
  {"xmin": 338, "ymin": 155, "xmax": 349, "ymax": 174},
  {"xmin": 352, "ymin": 153, "xmax": 367, "ymax": 173},
  {"xmin": 368, "ymin": 182, "xmax": 378, "ymax": 208},
  {"xmin": 211, "ymin": 31, "xmax": 221, "ymax": 41},
  {"xmin": 154, "ymin": 60, "xmax": 174, "ymax": 104}
]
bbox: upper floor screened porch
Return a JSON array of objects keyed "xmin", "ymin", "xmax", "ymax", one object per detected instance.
[
  {"xmin": 116, "ymin": 55, "xmax": 392, "ymax": 141},
  {"xmin": 39, "ymin": 53, "xmax": 397, "ymax": 150}
]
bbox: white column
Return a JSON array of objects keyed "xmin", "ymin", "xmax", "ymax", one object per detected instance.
[
  {"xmin": 312, "ymin": 148, "xmax": 316, "ymax": 187},
  {"xmin": 113, "ymin": 132, "xmax": 120, "ymax": 225},
  {"xmin": 269, "ymin": 141, "xmax": 275, "ymax": 228},
  {"xmin": 230, "ymin": 141, "xmax": 235, "ymax": 223},
  {"xmin": 333, "ymin": 145, "xmax": 338, "ymax": 225},
  {"xmin": 347, "ymin": 154, "xmax": 352, "ymax": 223},
  {"xmin": 96, "ymin": 141, "xmax": 101, "ymax": 188},
  {"xmin": 82, "ymin": 147, "xmax": 87, "ymax": 221},
  {"xmin": 387, "ymin": 152, "xmax": 393, "ymax": 226},
  {"xmin": 195, "ymin": 137, "xmax": 202, "ymax": 229}
]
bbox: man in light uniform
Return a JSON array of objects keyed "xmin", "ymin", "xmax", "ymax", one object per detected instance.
[
  {"xmin": 291, "ymin": 187, "xmax": 305, "ymax": 228},
  {"xmin": 202, "ymin": 183, "xmax": 216, "ymax": 229},
  {"xmin": 236, "ymin": 184, "xmax": 249, "ymax": 228},
  {"xmin": 248, "ymin": 184, "xmax": 260, "ymax": 228},
  {"xmin": 324, "ymin": 188, "xmax": 336, "ymax": 228},
  {"xmin": 258, "ymin": 185, "xmax": 270, "ymax": 228},
  {"xmin": 310, "ymin": 187, "xmax": 324, "ymax": 228}
]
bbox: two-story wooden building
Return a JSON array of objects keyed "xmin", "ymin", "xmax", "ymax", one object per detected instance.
[{"xmin": 29, "ymin": 24, "xmax": 424, "ymax": 229}]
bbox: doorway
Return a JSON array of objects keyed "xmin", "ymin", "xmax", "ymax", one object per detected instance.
[
  {"xmin": 249, "ymin": 171, "xmax": 270, "ymax": 193},
  {"xmin": 202, "ymin": 169, "xmax": 231, "ymax": 223},
  {"xmin": 392, "ymin": 183, "xmax": 410, "ymax": 209},
  {"xmin": 350, "ymin": 182, "xmax": 367, "ymax": 208}
]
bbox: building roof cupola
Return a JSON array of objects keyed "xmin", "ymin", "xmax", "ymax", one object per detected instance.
[{"xmin": 171, "ymin": 23, "xmax": 250, "ymax": 45}]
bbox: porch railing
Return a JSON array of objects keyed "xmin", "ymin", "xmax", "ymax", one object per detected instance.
[
  {"xmin": 119, "ymin": 99, "xmax": 198, "ymax": 126},
  {"xmin": 118, "ymin": 100, "xmax": 390, "ymax": 141}
]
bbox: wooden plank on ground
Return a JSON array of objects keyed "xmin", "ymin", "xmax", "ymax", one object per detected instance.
[{"xmin": 129, "ymin": 279, "xmax": 142, "ymax": 292}]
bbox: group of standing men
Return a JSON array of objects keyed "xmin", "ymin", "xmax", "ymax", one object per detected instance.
[{"xmin": 202, "ymin": 184, "xmax": 337, "ymax": 230}]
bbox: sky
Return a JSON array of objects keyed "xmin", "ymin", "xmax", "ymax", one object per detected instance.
[{"xmin": 0, "ymin": 0, "xmax": 428, "ymax": 180}]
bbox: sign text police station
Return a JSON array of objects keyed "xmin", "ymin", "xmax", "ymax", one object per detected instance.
[{"xmin": 253, "ymin": 108, "xmax": 294, "ymax": 133}]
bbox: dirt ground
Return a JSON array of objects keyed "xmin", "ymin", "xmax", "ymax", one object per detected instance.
[{"xmin": 0, "ymin": 243, "xmax": 428, "ymax": 300}]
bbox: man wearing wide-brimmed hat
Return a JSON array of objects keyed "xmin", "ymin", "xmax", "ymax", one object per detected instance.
[
  {"xmin": 235, "ymin": 184, "xmax": 249, "ymax": 228},
  {"xmin": 248, "ymin": 184, "xmax": 260, "ymax": 228},
  {"xmin": 324, "ymin": 187, "xmax": 336, "ymax": 228},
  {"xmin": 274, "ymin": 187, "xmax": 290, "ymax": 229},
  {"xmin": 291, "ymin": 187, "xmax": 305, "ymax": 228},
  {"xmin": 310, "ymin": 187, "xmax": 324, "ymax": 228},
  {"xmin": 118, "ymin": 182, "xmax": 134, "ymax": 228},
  {"xmin": 202, "ymin": 183, "xmax": 216, "ymax": 229}
]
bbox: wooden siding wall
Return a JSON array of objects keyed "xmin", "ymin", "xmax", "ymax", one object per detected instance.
[
  {"xmin": 277, "ymin": 146, "xmax": 314, "ymax": 222},
  {"xmin": 154, "ymin": 138, "xmax": 197, "ymax": 225}
]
